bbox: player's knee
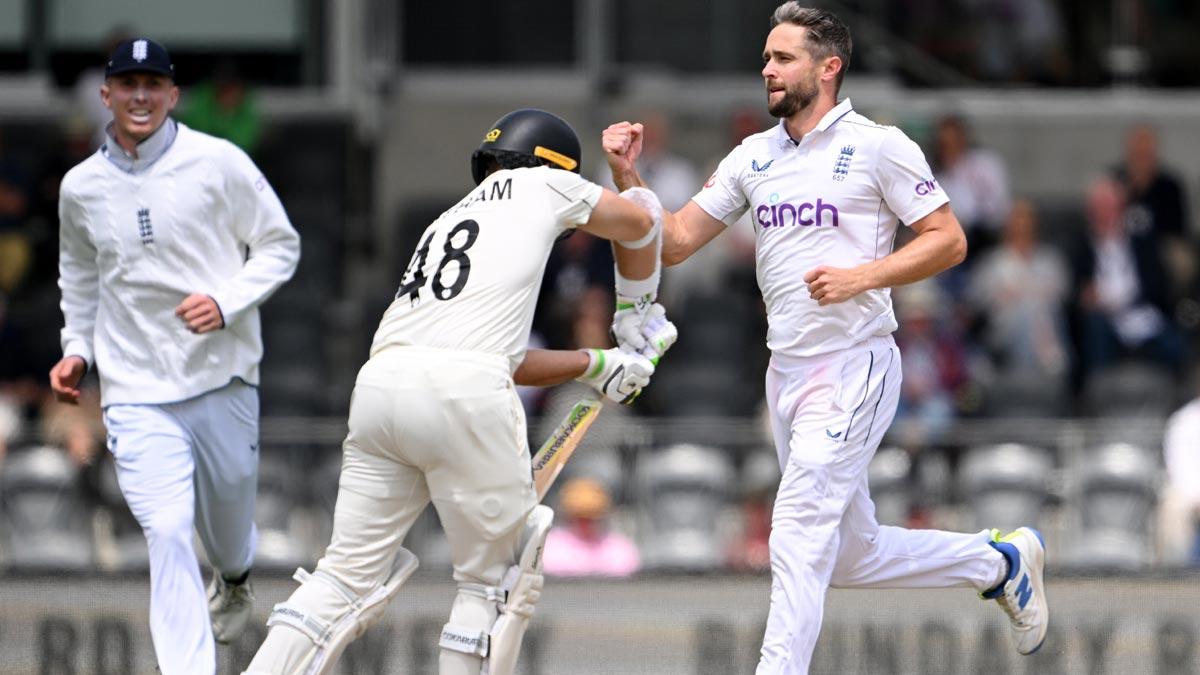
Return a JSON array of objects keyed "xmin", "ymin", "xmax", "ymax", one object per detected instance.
[{"xmin": 211, "ymin": 465, "xmax": 257, "ymax": 499}]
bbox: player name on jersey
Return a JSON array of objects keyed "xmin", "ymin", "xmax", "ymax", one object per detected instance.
[{"xmin": 444, "ymin": 177, "xmax": 514, "ymax": 218}]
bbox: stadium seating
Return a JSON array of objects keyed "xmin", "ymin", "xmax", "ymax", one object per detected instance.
[
  {"xmin": 637, "ymin": 443, "xmax": 735, "ymax": 572},
  {"xmin": 0, "ymin": 446, "xmax": 93, "ymax": 572},
  {"xmin": 959, "ymin": 443, "xmax": 1055, "ymax": 533},
  {"xmin": 982, "ymin": 371, "xmax": 1070, "ymax": 418},
  {"xmin": 1071, "ymin": 443, "xmax": 1160, "ymax": 569},
  {"xmin": 1083, "ymin": 362, "xmax": 1178, "ymax": 419}
]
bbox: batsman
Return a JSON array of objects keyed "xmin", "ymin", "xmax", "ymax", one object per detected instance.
[{"xmin": 243, "ymin": 109, "xmax": 677, "ymax": 674}]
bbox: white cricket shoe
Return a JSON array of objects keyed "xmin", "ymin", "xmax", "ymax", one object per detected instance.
[
  {"xmin": 984, "ymin": 527, "xmax": 1049, "ymax": 655},
  {"xmin": 208, "ymin": 573, "xmax": 255, "ymax": 644}
]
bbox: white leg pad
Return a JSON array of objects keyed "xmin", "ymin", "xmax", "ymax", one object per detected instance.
[
  {"xmin": 252, "ymin": 548, "xmax": 418, "ymax": 675},
  {"xmin": 488, "ymin": 505, "xmax": 554, "ymax": 675}
]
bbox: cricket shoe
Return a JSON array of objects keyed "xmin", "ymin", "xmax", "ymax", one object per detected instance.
[
  {"xmin": 982, "ymin": 527, "xmax": 1048, "ymax": 655},
  {"xmin": 208, "ymin": 572, "xmax": 255, "ymax": 644}
]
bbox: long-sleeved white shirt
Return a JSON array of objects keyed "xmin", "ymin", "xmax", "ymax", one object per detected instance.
[{"xmin": 58, "ymin": 121, "xmax": 300, "ymax": 406}]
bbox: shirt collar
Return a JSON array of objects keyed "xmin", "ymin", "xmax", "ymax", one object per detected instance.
[
  {"xmin": 774, "ymin": 98, "xmax": 855, "ymax": 148},
  {"xmin": 102, "ymin": 118, "xmax": 178, "ymax": 174}
]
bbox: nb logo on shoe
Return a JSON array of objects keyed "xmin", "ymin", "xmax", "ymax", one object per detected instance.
[{"xmin": 1015, "ymin": 574, "xmax": 1033, "ymax": 609}]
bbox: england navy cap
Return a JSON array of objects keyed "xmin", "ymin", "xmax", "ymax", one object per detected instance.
[{"xmin": 105, "ymin": 38, "xmax": 174, "ymax": 79}]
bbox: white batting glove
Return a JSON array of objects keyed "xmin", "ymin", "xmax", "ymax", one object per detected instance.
[
  {"xmin": 576, "ymin": 348, "xmax": 655, "ymax": 405},
  {"xmin": 639, "ymin": 303, "xmax": 678, "ymax": 365},
  {"xmin": 612, "ymin": 292, "xmax": 655, "ymax": 353}
]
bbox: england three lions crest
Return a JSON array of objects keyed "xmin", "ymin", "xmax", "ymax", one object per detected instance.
[{"xmin": 832, "ymin": 145, "xmax": 855, "ymax": 182}]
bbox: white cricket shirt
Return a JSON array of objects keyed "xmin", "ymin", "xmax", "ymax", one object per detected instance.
[
  {"xmin": 371, "ymin": 166, "xmax": 603, "ymax": 372},
  {"xmin": 58, "ymin": 122, "xmax": 300, "ymax": 406},
  {"xmin": 692, "ymin": 99, "xmax": 949, "ymax": 357}
]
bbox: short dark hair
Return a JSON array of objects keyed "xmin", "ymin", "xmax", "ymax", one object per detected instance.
[
  {"xmin": 770, "ymin": 3, "xmax": 853, "ymax": 93},
  {"xmin": 474, "ymin": 149, "xmax": 551, "ymax": 177}
]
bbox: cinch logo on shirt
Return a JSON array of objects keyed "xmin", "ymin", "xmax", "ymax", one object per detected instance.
[
  {"xmin": 915, "ymin": 179, "xmax": 939, "ymax": 196},
  {"xmin": 755, "ymin": 199, "xmax": 840, "ymax": 228}
]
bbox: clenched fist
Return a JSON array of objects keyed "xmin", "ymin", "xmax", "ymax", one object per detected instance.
[
  {"xmin": 602, "ymin": 121, "xmax": 645, "ymax": 183},
  {"xmin": 803, "ymin": 265, "xmax": 868, "ymax": 306},
  {"xmin": 175, "ymin": 294, "xmax": 225, "ymax": 334}
]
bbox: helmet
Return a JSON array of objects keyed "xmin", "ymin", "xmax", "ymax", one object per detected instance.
[{"xmin": 470, "ymin": 108, "xmax": 582, "ymax": 185}]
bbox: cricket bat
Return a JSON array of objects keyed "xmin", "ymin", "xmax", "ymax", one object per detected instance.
[{"xmin": 532, "ymin": 396, "xmax": 605, "ymax": 500}]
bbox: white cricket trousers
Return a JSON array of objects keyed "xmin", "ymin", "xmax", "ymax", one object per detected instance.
[
  {"xmin": 756, "ymin": 335, "xmax": 1006, "ymax": 675},
  {"xmin": 246, "ymin": 346, "xmax": 536, "ymax": 674},
  {"xmin": 103, "ymin": 379, "xmax": 259, "ymax": 675}
]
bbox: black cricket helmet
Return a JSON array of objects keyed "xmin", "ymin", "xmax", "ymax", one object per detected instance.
[{"xmin": 470, "ymin": 108, "xmax": 582, "ymax": 185}]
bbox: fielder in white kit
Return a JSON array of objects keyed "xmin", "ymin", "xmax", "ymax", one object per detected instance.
[
  {"xmin": 603, "ymin": 5, "xmax": 1049, "ymax": 674},
  {"xmin": 49, "ymin": 38, "xmax": 300, "ymax": 674},
  {"xmin": 243, "ymin": 108, "xmax": 675, "ymax": 675}
]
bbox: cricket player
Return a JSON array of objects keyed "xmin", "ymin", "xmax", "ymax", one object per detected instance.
[
  {"xmin": 50, "ymin": 38, "xmax": 300, "ymax": 674},
  {"xmin": 243, "ymin": 108, "xmax": 674, "ymax": 675},
  {"xmin": 603, "ymin": 5, "xmax": 1049, "ymax": 673}
]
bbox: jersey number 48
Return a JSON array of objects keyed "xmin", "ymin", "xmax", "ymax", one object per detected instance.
[{"xmin": 396, "ymin": 219, "xmax": 480, "ymax": 304}]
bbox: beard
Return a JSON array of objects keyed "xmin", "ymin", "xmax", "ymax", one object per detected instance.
[{"xmin": 767, "ymin": 78, "xmax": 819, "ymax": 118}]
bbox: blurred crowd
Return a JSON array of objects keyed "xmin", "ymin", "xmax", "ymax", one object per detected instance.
[
  {"xmin": 1, "ymin": 91, "xmax": 1199, "ymax": 575},
  {"xmin": 879, "ymin": 0, "xmax": 1200, "ymax": 87}
]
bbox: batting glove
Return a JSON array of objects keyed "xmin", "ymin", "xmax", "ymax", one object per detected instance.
[
  {"xmin": 611, "ymin": 292, "xmax": 655, "ymax": 353},
  {"xmin": 638, "ymin": 302, "xmax": 678, "ymax": 365},
  {"xmin": 576, "ymin": 348, "xmax": 655, "ymax": 405}
]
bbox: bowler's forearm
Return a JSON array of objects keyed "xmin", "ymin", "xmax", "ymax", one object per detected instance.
[
  {"xmin": 609, "ymin": 166, "xmax": 647, "ymax": 193},
  {"xmin": 860, "ymin": 226, "xmax": 966, "ymax": 291}
]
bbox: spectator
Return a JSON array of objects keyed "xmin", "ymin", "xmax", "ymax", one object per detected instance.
[
  {"xmin": 1113, "ymin": 125, "xmax": 1190, "ymax": 240},
  {"xmin": 968, "ymin": 198, "xmax": 1071, "ymax": 377},
  {"xmin": 1071, "ymin": 176, "xmax": 1186, "ymax": 378},
  {"xmin": 543, "ymin": 478, "xmax": 640, "ymax": 577},
  {"xmin": 1111, "ymin": 124, "xmax": 1194, "ymax": 300},
  {"xmin": 177, "ymin": 59, "xmax": 262, "ymax": 156},
  {"xmin": 892, "ymin": 281, "xmax": 970, "ymax": 445},
  {"xmin": 0, "ymin": 127, "xmax": 32, "ymax": 295},
  {"xmin": 930, "ymin": 115, "xmax": 1011, "ymax": 261},
  {"xmin": 1160, "ymin": 379, "xmax": 1200, "ymax": 565}
]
